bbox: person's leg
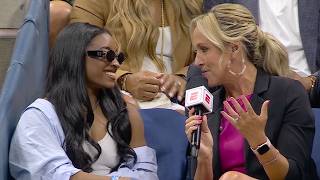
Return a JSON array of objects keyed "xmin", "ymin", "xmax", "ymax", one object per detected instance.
[{"xmin": 49, "ymin": 0, "xmax": 71, "ymax": 48}]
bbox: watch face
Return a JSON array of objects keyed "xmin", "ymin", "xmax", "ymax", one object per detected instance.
[{"xmin": 257, "ymin": 144, "xmax": 270, "ymax": 155}]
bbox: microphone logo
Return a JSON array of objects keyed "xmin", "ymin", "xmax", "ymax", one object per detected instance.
[
  {"xmin": 185, "ymin": 86, "xmax": 213, "ymax": 114},
  {"xmin": 190, "ymin": 92, "xmax": 199, "ymax": 101},
  {"xmin": 205, "ymin": 94, "xmax": 210, "ymax": 104}
]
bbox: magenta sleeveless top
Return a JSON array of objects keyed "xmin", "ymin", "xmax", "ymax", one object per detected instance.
[{"xmin": 218, "ymin": 94, "xmax": 252, "ymax": 173}]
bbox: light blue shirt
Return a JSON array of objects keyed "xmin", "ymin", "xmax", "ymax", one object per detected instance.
[{"xmin": 9, "ymin": 99, "xmax": 158, "ymax": 180}]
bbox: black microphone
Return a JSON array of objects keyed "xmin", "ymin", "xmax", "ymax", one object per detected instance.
[
  {"xmin": 185, "ymin": 84, "xmax": 213, "ymax": 157},
  {"xmin": 184, "ymin": 65, "xmax": 213, "ymax": 180},
  {"xmin": 185, "ymin": 65, "xmax": 212, "ymax": 156}
]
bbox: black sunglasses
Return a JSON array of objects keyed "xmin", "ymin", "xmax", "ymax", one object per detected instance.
[{"xmin": 87, "ymin": 49, "xmax": 125, "ymax": 64}]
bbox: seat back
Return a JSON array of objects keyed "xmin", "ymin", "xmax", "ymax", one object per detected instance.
[
  {"xmin": 0, "ymin": 0, "xmax": 49, "ymax": 179},
  {"xmin": 139, "ymin": 108, "xmax": 189, "ymax": 180}
]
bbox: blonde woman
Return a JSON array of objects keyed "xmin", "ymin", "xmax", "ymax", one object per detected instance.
[
  {"xmin": 185, "ymin": 4, "xmax": 317, "ymax": 180},
  {"xmin": 70, "ymin": 0, "xmax": 203, "ymax": 109}
]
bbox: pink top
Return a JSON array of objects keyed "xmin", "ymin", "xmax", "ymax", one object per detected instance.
[{"xmin": 218, "ymin": 95, "xmax": 252, "ymax": 174}]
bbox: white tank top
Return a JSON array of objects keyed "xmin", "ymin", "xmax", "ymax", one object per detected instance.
[
  {"xmin": 141, "ymin": 26, "xmax": 172, "ymax": 73},
  {"xmin": 83, "ymin": 132, "xmax": 120, "ymax": 176}
]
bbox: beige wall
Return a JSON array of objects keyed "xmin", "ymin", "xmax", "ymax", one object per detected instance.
[
  {"xmin": 0, "ymin": 0, "xmax": 30, "ymax": 28},
  {"xmin": 0, "ymin": 0, "xmax": 30, "ymax": 89},
  {"xmin": 0, "ymin": 38, "xmax": 15, "ymax": 89}
]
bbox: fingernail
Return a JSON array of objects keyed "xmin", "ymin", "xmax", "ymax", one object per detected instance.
[
  {"xmin": 223, "ymin": 101, "xmax": 227, "ymax": 106},
  {"xmin": 178, "ymin": 96, "xmax": 182, "ymax": 102},
  {"xmin": 161, "ymin": 87, "xmax": 165, "ymax": 91},
  {"xmin": 169, "ymin": 92, "xmax": 173, "ymax": 97}
]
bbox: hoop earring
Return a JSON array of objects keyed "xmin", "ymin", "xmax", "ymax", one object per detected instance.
[{"xmin": 227, "ymin": 57, "xmax": 246, "ymax": 76}]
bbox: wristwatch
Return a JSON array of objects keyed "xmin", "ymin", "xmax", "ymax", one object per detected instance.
[{"xmin": 251, "ymin": 138, "xmax": 271, "ymax": 155}]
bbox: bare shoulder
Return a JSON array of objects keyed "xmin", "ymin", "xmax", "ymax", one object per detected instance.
[{"xmin": 126, "ymin": 103, "xmax": 146, "ymax": 148}]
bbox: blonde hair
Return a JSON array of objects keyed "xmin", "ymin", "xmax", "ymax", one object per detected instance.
[
  {"xmin": 106, "ymin": 0, "xmax": 202, "ymax": 72},
  {"xmin": 190, "ymin": 3, "xmax": 289, "ymax": 76}
]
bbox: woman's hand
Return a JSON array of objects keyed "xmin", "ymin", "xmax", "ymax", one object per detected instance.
[
  {"xmin": 158, "ymin": 74, "xmax": 186, "ymax": 102},
  {"xmin": 185, "ymin": 108, "xmax": 213, "ymax": 160},
  {"xmin": 221, "ymin": 96, "xmax": 270, "ymax": 148},
  {"xmin": 125, "ymin": 71, "xmax": 161, "ymax": 101}
]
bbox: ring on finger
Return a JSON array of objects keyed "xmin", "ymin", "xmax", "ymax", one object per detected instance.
[
  {"xmin": 175, "ymin": 81, "xmax": 181, "ymax": 87},
  {"xmin": 231, "ymin": 116, "xmax": 239, "ymax": 122}
]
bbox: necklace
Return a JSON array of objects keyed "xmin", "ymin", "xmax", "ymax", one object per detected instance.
[{"xmin": 160, "ymin": 0, "xmax": 165, "ymax": 63}]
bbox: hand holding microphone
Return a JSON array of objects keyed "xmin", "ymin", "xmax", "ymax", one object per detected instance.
[
  {"xmin": 184, "ymin": 86, "xmax": 213, "ymax": 157},
  {"xmin": 184, "ymin": 66, "xmax": 214, "ymax": 180},
  {"xmin": 185, "ymin": 108, "xmax": 213, "ymax": 159}
]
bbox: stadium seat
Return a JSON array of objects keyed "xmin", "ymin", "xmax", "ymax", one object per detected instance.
[
  {"xmin": 0, "ymin": 0, "xmax": 49, "ymax": 179},
  {"xmin": 312, "ymin": 108, "xmax": 320, "ymax": 177},
  {"xmin": 140, "ymin": 108, "xmax": 189, "ymax": 180}
]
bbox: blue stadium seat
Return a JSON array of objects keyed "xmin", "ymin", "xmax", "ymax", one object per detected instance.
[
  {"xmin": 312, "ymin": 108, "xmax": 320, "ymax": 177},
  {"xmin": 0, "ymin": 0, "xmax": 49, "ymax": 179},
  {"xmin": 139, "ymin": 108, "xmax": 189, "ymax": 180}
]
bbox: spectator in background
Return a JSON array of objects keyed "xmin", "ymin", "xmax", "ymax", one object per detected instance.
[
  {"xmin": 49, "ymin": 0, "xmax": 72, "ymax": 48},
  {"xmin": 185, "ymin": 4, "xmax": 317, "ymax": 179},
  {"xmin": 70, "ymin": 0, "xmax": 203, "ymax": 110},
  {"xmin": 203, "ymin": 0, "xmax": 320, "ymax": 106},
  {"xmin": 9, "ymin": 23, "xmax": 158, "ymax": 180}
]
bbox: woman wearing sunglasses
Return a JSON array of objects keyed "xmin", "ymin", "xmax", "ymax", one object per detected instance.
[
  {"xmin": 9, "ymin": 23, "xmax": 158, "ymax": 180},
  {"xmin": 70, "ymin": 0, "xmax": 203, "ymax": 109}
]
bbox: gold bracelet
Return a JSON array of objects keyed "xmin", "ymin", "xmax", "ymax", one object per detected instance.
[
  {"xmin": 122, "ymin": 74, "xmax": 129, "ymax": 91},
  {"xmin": 117, "ymin": 73, "xmax": 130, "ymax": 91}
]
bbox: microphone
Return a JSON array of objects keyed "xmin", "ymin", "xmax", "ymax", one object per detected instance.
[
  {"xmin": 185, "ymin": 85, "xmax": 213, "ymax": 157},
  {"xmin": 184, "ymin": 65, "xmax": 213, "ymax": 180},
  {"xmin": 185, "ymin": 64, "xmax": 213, "ymax": 157}
]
